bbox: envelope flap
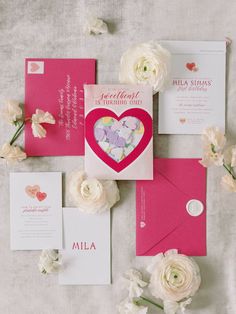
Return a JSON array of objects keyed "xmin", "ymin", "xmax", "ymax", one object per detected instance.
[{"xmin": 136, "ymin": 158, "xmax": 206, "ymax": 256}]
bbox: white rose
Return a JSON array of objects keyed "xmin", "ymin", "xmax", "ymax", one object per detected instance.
[
  {"xmin": 84, "ymin": 16, "xmax": 108, "ymax": 35},
  {"xmin": 221, "ymin": 174, "xmax": 236, "ymax": 192},
  {"xmin": 118, "ymin": 298, "xmax": 148, "ymax": 314},
  {"xmin": 148, "ymin": 250, "xmax": 201, "ymax": 302},
  {"xmin": 38, "ymin": 250, "xmax": 61, "ymax": 274},
  {"xmin": 119, "ymin": 41, "xmax": 171, "ymax": 94},
  {"xmin": 124, "ymin": 269, "xmax": 148, "ymax": 298},
  {"xmin": 68, "ymin": 171, "xmax": 120, "ymax": 214},
  {"xmin": 31, "ymin": 109, "xmax": 55, "ymax": 138},
  {"xmin": 0, "ymin": 143, "xmax": 26, "ymax": 164},
  {"xmin": 1, "ymin": 100, "xmax": 22, "ymax": 124}
]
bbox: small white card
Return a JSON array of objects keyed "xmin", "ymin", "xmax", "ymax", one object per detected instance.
[
  {"xmin": 59, "ymin": 208, "xmax": 110, "ymax": 285},
  {"xmin": 10, "ymin": 172, "xmax": 62, "ymax": 250},
  {"xmin": 159, "ymin": 41, "xmax": 226, "ymax": 134}
]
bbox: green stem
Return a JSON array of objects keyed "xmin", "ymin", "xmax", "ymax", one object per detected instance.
[
  {"xmin": 139, "ymin": 296, "xmax": 164, "ymax": 310},
  {"xmin": 9, "ymin": 122, "xmax": 25, "ymax": 145},
  {"xmin": 223, "ymin": 163, "xmax": 236, "ymax": 180}
]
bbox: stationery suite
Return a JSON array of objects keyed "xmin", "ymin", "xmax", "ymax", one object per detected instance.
[
  {"xmin": 84, "ymin": 85, "xmax": 153, "ymax": 180},
  {"xmin": 25, "ymin": 58, "xmax": 96, "ymax": 156},
  {"xmin": 136, "ymin": 159, "xmax": 207, "ymax": 256},
  {"xmin": 10, "ymin": 172, "xmax": 62, "ymax": 250},
  {"xmin": 159, "ymin": 41, "xmax": 226, "ymax": 134},
  {"xmin": 59, "ymin": 208, "xmax": 110, "ymax": 285},
  {"xmin": 9, "ymin": 41, "xmax": 221, "ymax": 285}
]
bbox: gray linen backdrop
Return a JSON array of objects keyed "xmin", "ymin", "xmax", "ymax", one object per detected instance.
[{"xmin": 0, "ymin": 0, "xmax": 235, "ymax": 313}]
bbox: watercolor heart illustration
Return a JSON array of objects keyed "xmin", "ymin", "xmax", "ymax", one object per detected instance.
[
  {"xmin": 36, "ymin": 191, "xmax": 47, "ymax": 202},
  {"xmin": 186, "ymin": 62, "xmax": 198, "ymax": 71},
  {"xmin": 86, "ymin": 108, "xmax": 152, "ymax": 172},
  {"xmin": 30, "ymin": 62, "xmax": 40, "ymax": 72},
  {"xmin": 25, "ymin": 185, "xmax": 40, "ymax": 198},
  {"xmin": 179, "ymin": 118, "xmax": 186, "ymax": 124}
]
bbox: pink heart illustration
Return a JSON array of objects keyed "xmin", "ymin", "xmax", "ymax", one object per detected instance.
[
  {"xmin": 86, "ymin": 108, "xmax": 152, "ymax": 172},
  {"xmin": 36, "ymin": 191, "xmax": 47, "ymax": 202},
  {"xmin": 25, "ymin": 185, "xmax": 40, "ymax": 198},
  {"xmin": 30, "ymin": 62, "xmax": 40, "ymax": 72}
]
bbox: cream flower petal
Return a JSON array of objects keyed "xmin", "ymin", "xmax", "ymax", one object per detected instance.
[
  {"xmin": 68, "ymin": 171, "xmax": 120, "ymax": 214},
  {"xmin": 0, "ymin": 143, "xmax": 26, "ymax": 164},
  {"xmin": 221, "ymin": 174, "xmax": 236, "ymax": 192},
  {"xmin": 119, "ymin": 41, "xmax": 171, "ymax": 95},
  {"xmin": 1, "ymin": 100, "xmax": 22, "ymax": 124},
  {"xmin": 84, "ymin": 16, "xmax": 108, "ymax": 35}
]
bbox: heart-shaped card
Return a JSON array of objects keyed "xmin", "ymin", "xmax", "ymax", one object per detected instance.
[
  {"xmin": 85, "ymin": 85, "xmax": 153, "ymax": 179},
  {"xmin": 86, "ymin": 108, "xmax": 152, "ymax": 172}
]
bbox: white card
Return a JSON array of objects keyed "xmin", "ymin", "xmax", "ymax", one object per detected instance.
[
  {"xmin": 59, "ymin": 208, "xmax": 110, "ymax": 285},
  {"xmin": 10, "ymin": 172, "xmax": 62, "ymax": 250},
  {"xmin": 159, "ymin": 41, "xmax": 226, "ymax": 134}
]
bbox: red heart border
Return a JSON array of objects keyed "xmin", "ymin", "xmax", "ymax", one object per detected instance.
[{"xmin": 86, "ymin": 108, "xmax": 152, "ymax": 172}]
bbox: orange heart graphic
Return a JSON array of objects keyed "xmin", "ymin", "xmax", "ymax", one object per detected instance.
[
  {"xmin": 30, "ymin": 62, "xmax": 40, "ymax": 72},
  {"xmin": 179, "ymin": 118, "xmax": 186, "ymax": 124},
  {"xmin": 25, "ymin": 185, "xmax": 40, "ymax": 198},
  {"xmin": 36, "ymin": 191, "xmax": 47, "ymax": 202}
]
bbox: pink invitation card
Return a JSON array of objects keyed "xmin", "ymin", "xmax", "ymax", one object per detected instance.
[
  {"xmin": 25, "ymin": 58, "xmax": 96, "ymax": 156},
  {"xmin": 84, "ymin": 85, "xmax": 153, "ymax": 180},
  {"xmin": 136, "ymin": 158, "xmax": 206, "ymax": 256}
]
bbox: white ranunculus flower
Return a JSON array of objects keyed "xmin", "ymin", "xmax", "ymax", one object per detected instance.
[
  {"xmin": 119, "ymin": 41, "xmax": 171, "ymax": 94},
  {"xmin": 31, "ymin": 109, "xmax": 55, "ymax": 138},
  {"xmin": 38, "ymin": 250, "xmax": 61, "ymax": 274},
  {"xmin": 223, "ymin": 145, "xmax": 236, "ymax": 168},
  {"xmin": 0, "ymin": 143, "xmax": 26, "ymax": 164},
  {"xmin": 118, "ymin": 298, "xmax": 148, "ymax": 314},
  {"xmin": 1, "ymin": 100, "xmax": 22, "ymax": 124},
  {"xmin": 148, "ymin": 250, "xmax": 201, "ymax": 302},
  {"xmin": 221, "ymin": 174, "xmax": 236, "ymax": 192},
  {"xmin": 68, "ymin": 171, "xmax": 120, "ymax": 214},
  {"xmin": 84, "ymin": 16, "xmax": 108, "ymax": 35},
  {"xmin": 124, "ymin": 269, "xmax": 148, "ymax": 298}
]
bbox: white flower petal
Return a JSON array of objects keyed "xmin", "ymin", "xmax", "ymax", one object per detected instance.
[
  {"xmin": 119, "ymin": 41, "xmax": 171, "ymax": 94},
  {"xmin": 0, "ymin": 143, "xmax": 26, "ymax": 164},
  {"xmin": 118, "ymin": 298, "xmax": 148, "ymax": 314},
  {"xmin": 84, "ymin": 16, "xmax": 108, "ymax": 35},
  {"xmin": 149, "ymin": 252, "xmax": 201, "ymax": 302},
  {"xmin": 31, "ymin": 122, "xmax": 47, "ymax": 138},
  {"xmin": 221, "ymin": 174, "xmax": 236, "ymax": 192},
  {"xmin": 1, "ymin": 100, "xmax": 22, "ymax": 124},
  {"xmin": 68, "ymin": 171, "xmax": 120, "ymax": 214}
]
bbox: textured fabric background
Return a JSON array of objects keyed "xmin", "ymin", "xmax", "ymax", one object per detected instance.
[{"xmin": 0, "ymin": 0, "xmax": 235, "ymax": 313}]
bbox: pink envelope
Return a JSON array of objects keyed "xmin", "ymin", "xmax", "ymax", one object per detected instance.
[
  {"xmin": 136, "ymin": 158, "xmax": 206, "ymax": 256},
  {"xmin": 25, "ymin": 58, "xmax": 96, "ymax": 156}
]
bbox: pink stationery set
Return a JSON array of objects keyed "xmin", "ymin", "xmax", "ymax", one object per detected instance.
[
  {"xmin": 25, "ymin": 58, "xmax": 96, "ymax": 156},
  {"xmin": 136, "ymin": 158, "xmax": 206, "ymax": 256},
  {"xmin": 21, "ymin": 56, "xmax": 208, "ymax": 283},
  {"xmin": 84, "ymin": 85, "xmax": 153, "ymax": 180}
]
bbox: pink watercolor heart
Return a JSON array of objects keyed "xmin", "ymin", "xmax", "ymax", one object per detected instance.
[
  {"xmin": 36, "ymin": 191, "xmax": 47, "ymax": 202},
  {"xmin": 30, "ymin": 62, "xmax": 40, "ymax": 72}
]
